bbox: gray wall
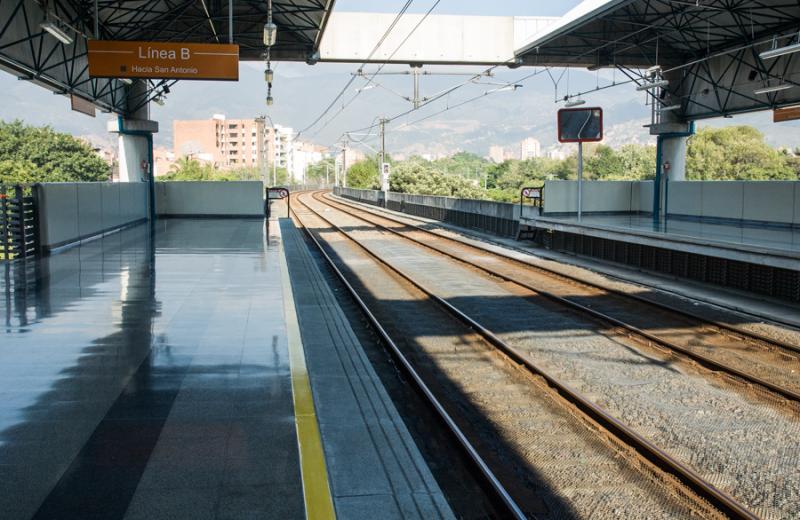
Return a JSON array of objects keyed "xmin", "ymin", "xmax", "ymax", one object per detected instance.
[
  {"xmin": 543, "ymin": 181, "xmax": 649, "ymax": 214},
  {"xmin": 155, "ymin": 181, "xmax": 264, "ymax": 217},
  {"xmin": 340, "ymin": 181, "xmax": 800, "ymax": 229},
  {"xmin": 37, "ymin": 182, "xmax": 148, "ymax": 250},
  {"xmin": 542, "ymin": 180, "xmax": 800, "ymax": 226},
  {"xmin": 336, "ymin": 187, "xmax": 520, "ymax": 236},
  {"xmin": 667, "ymin": 181, "xmax": 800, "ymax": 225}
]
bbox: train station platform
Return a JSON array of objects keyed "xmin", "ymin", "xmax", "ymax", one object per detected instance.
[
  {"xmin": 0, "ymin": 217, "xmax": 453, "ymax": 520},
  {"xmin": 521, "ymin": 213, "xmax": 800, "ymax": 303},
  {"xmin": 527, "ymin": 214, "xmax": 800, "ymax": 267}
]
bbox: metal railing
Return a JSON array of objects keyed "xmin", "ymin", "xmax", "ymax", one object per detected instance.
[{"xmin": 1, "ymin": 184, "xmax": 38, "ymax": 261}]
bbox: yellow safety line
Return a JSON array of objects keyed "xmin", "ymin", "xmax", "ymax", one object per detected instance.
[{"xmin": 279, "ymin": 233, "xmax": 337, "ymax": 520}]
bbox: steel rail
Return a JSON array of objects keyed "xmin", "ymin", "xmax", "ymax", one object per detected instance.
[
  {"xmin": 325, "ymin": 192, "xmax": 800, "ymax": 355},
  {"xmin": 286, "ymin": 196, "xmax": 528, "ymax": 520},
  {"xmin": 316, "ymin": 192, "xmax": 800, "ymax": 404},
  {"xmin": 295, "ymin": 191, "xmax": 758, "ymax": 520}
]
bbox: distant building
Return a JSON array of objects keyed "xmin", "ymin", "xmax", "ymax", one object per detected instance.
[
  {"xmin": 290, "ymin": 141, "xmax": 325, "ymax": 183},
  {"xmin": 520, "ymin": 137, "xmax": 541, "ymax": 159},
  {"xmin": 546, "ymin": 148, "xmax": 567, "ymax": 161},
  {"xmin": 488, "ymin": 145, "xmax": 505, "ymax": 163},
  {"xmin": 273, "ymin": 124, "xmax": 294, "ymax": 175},
  {"xmin": 153, "ymin": 147, "xmax": 175, "ymax": 177},
  {"xmin": 173, "ymin": 114, "xmax": 275, "ymax": 171}
]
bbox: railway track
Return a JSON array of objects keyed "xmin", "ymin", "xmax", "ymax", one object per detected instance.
[
  {"xmin": 289, "ymin": 191, "xmax": 759, "ymax": 520},
  {"xmin": 316, "ymin": 191, "xmax": 800, "ymax": 406}
]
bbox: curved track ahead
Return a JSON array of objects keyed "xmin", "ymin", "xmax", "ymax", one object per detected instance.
[
  {"xmin": 289, "ymin": 191, "xmax": 770, "ymax": 520},
  {"xmin": 316, "ymin": 191, "xmax": 800, "ymax": 406}
]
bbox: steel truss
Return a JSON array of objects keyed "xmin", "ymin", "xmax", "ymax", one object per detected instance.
[
  {"xmin": 0, "ymin": 0, "xmax": 334, "ymax": 116},
  {"xmin": 521, "ymin": 0, "xmax": 800, "ymax": 120}
]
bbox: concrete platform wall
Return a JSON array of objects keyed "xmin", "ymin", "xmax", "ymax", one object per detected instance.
[
  {"xmin": 543, "ymin": 181, "xmax": 646, "ymax": 214},
  {"xmin": 668, "ymin": 181, "xmax": 800, "ymax": 225},
  {"xmin": 340, "ymin": 181, "xmax": 800, "ymax": 231},
  {"xmin": 37, "ymin": 182, "xmax": 148, "ymax": 250},
  {"xmin": 336, "ymin": 187, "xmax": 520, "ymax": 236},
  {"xmin": 155, "ymin": 181, "xmax": 264, "ymax": 217},
  {"xmin": 542, "ymin": 180, "xmax": 800, "ymax": 226}
]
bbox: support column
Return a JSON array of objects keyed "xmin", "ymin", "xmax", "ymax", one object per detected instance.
[
  {"xmin": 661, "ymin": 135, "xmax": 688, "ymax": 181},
  {"xmin": 650, "ymin": 121, "xmax": 693, "ymax": 224},
  {"xmin": 108, "ymin": 80, "xmax": 159, "ymax": 220}
]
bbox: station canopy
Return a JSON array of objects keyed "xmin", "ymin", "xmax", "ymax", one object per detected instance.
[
  {"xmin": 89, "ymin": 0, "xmax": 336, "ymax": 61},
  {"xmin": 516, "ymin": 0, "xmax": 800, "ymax": 119},
  {"xmin": 0, "ymin": 0, "xmax": 335, "ymax": 114}
]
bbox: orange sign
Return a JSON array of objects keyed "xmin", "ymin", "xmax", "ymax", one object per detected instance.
[
  {"xmin": 88, "ymin": 40, "xmax": 239, "ymax": 81},
  {"xmin": 774, "ymin": 106, "xmax": 800, "ymax": 123}
]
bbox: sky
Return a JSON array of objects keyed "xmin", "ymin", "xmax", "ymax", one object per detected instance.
[{"xmin": 1, "ymin": 0, "xmax": 798, "ymax": 154}]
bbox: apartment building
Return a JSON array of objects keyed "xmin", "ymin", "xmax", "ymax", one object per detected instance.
[
  {"xmin": 520, "ymin": 137, "xmax": 541, "ymax": 159},
  {"xmin": 173, "ymin": 114, "xmax": 275, "ymax": 171}
]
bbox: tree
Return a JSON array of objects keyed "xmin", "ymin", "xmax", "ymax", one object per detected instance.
[
  {"xmin": 346, "ymin": 156, "xmax": 380, "ymax": 189},
  {"xmin": 158, "ymin": 157, "xmax": 218, "ymax": 181},
  {"xmin": 157, "ymin": 157, "xmax": 271, "ymax": 182},
  {"xmin": 389, "ymin": 160, "xmax": 484, "ymax": 199},
  {"xmin": 432, "ymin": 151, "xmax": 490, "ymax": 183},
  {"xmin": 306, "ymin": 158, "xmax": 336, "ymax": 185},
  {"xmin": 686, "ymin": 126, "xmax": 796, "ymax": 180},
  {"xmin": 585, "ymin": 144, "xmax": 656, "ymax": 180},
  {"xmin": 0, "ymin": 120, "xmax": 110, "ymax": 184}
]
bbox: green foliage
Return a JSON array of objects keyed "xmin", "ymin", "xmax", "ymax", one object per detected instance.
[
  {"xmin": 487, "ymin": 157, "xmax": 568, "ymax": 191},
  {"xmin": 157, "ymin": 158, "xmax": 291, "ymax": 183},
  {"xmin": 0, "ymin": 120, "xmax": 110, "ymax": 184},
  {"xmin": 431, "ymin": 151, "xmax": 488, "ymax": 182},
  {"xmin": 389, "ymin": 160, "xmax": 485, "ymax": 199},
  {"xmin": 305, "ymin": 158, "xmax": 335, "ymax": 184},
  {"xmin": 158, "ymin": 156, "xmax": 219, "ymax": 181},
  {"xmin": 584, "ymin": 144, "xmax": 656, "ymax": 180},
  {"xmin": 345, "ymin": 156, "xmax": 380, "ymax": 189},
  {"xmin": 686, "ymin": 126, "xmax": 797, "ymax": 180}
]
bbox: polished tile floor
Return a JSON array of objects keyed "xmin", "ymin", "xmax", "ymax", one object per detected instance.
[{"xmin": 0, "ymin": 219, "xmax": 302, "ymax": 520}]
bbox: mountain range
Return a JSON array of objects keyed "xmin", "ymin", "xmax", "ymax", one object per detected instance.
[{"xmin": 1, "ymin": 61, "xmax": 797, "ymax": 157}]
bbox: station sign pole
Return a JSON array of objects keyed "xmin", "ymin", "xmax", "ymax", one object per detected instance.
[{"xmin": 557, "ymin": 107, "xmax": 603, "ymax": 222}]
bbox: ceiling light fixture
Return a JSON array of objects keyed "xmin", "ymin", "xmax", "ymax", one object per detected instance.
[
  {"xmin": 40, "ymin": 20, "xmax": 73, "ymax": 45},
  {"xmin": 754, "ymin": 83, "xmax": 794, "ymax": 95},
  {"xmin": 657, "ymin": 104, "xmax": 682, "ymax": 112},
  {"xmin": 119, "ymin": 78, "xmax": 133, "ymax": 85},
  {"xmin": 759, "ymin": 34, "xmax": 800, "ymax": 60}
]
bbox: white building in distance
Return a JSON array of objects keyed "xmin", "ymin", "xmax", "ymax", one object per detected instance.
[{"xmin": 520, "ymin": 137, "xmax": 541, "ymax": 159}]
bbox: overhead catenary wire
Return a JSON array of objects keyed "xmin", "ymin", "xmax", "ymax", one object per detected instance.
[
  {"xmin": 339, "ymin": 1, "xmax": 800, "ymax": 143},
  {"xmin": 296, "ymin": 1, "xmax": 415, "ymax": 139},
  {"xmin": 306, "ymin": 0, "xmax": 443, "ymax": 139},
  {"xmin": 395, "ymin": 68, "xmax": 549, "ymax": 131},
  {"xmin": 331, "ymin": 64, "xmax": 540, "ymax": 148},
  {"xmin": 334, "ymin": 63, "xmax": 502, "ymax": 141}
]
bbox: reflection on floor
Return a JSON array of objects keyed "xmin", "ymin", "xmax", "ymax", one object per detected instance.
[{"xmin": 1, "ymin": 219, "xmax": 303, "ymax": 520}]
